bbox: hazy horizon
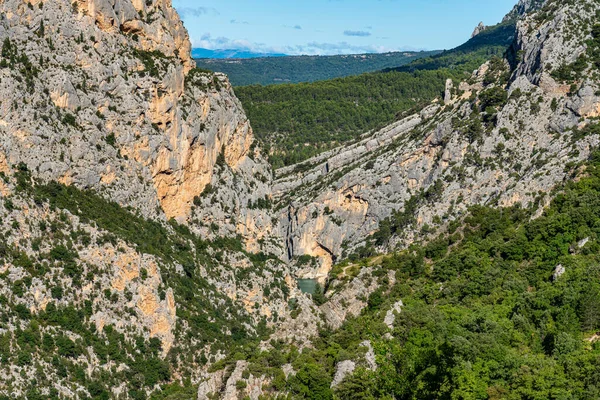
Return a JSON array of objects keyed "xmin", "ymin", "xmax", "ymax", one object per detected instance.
[{"xmin": 173, "ymin": 0, "xmax": 517, "ymax": 56}]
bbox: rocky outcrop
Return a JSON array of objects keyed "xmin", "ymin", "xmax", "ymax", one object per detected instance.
[
  {"xmin": 269, "ymin": 292, "xmax": 322, "ymax": 345},
  {"xmin": 82, "ymin": 245, "xmax": 177, "ymax": 353},
  {"xmin": 510, "ymin": 0, "xmax": 588, "ymax": 85},
  {"xmin": 275, "ymin": 113, "xmax": 426, "ymax": 277},
  {"xmin": 321, "ymin": 268, "xmax": 380, "ymax": 329},
  {"xmin": 471, "ymin": 22, "xmax": 487, "ymax": 38},
  {"xmin": 331, "ymin": 360, "xmax": 356, "ymax": 388},
  {"xmin": 197, "ymin": 360, "xmax": 276, "ymax": 400},
  {"xmin": 384, "ymin": 300, "xmax": 404, "ymax": 329},
  {"xmin": 330, "ymin": 341, "xmax": 377, "ymax": 388},
  {"xmin": 197, "ymin": 369, "xmax": 226, "ymax": 400},
  {"xmin": 553, "ymin": 264, "xmax": 566, "ymax": 281},
  {"xmin": 503, "ymin": 0, "xmax": 546, "ymax": 22},
  {"xmin": 72, "ymin": 0, "xmax": 193, "ymax": 69}
]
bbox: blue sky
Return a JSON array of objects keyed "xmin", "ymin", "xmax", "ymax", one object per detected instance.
[{"xmin": 172, "ymin": 0, "xmax": 517, "ymax": 55}]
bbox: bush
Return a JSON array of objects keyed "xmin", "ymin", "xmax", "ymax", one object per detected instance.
[
  {"xmin": 62, "ymin": 113, "xmax": 77, "ymax": 127},
  {"xmin": 105, "ymin": 132, "xmax": 116, "ymax": 147},
  {"xmin": 56, "ymin": 335, "xmax": 79, "ymax": 358},
  {"xmin": 479, "ymin": 86, "xmax": 507, "ymax": 109},
  {"xmin": 367, "ymin": 289, "xmax": 384, "ymax": 310},
  {"xmin": 14, "ymin": 304, "xmax": 31, "ymax": 319}
]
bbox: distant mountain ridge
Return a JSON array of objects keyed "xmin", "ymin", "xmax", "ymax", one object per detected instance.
[
  {"xmin": 191, "ymin": 48, "xmax": 287, "ymax": 59},
  {"xmin": 194, "ymin": 50, "xmax": 441, "ymax": 86}
]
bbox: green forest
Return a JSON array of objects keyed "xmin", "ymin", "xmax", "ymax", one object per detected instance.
[
  {"xmin": 194, "ymin": 51, "xmax": 439, "ymax": 87},
  {"xmin": 389, "ymin": 22, "xmax": 517, "ymax": 73},
  {"xmin": 237, "ymin": 69, "xmax": 462, "ymax": 168},
  {"xmin": 235, "ymin": 22, "xmax": 516, "ymax": 168}
]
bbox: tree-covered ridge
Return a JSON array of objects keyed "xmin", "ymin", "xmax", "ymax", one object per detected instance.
[
  {"xmin": 389, "ymin": 22, "xmax": 517, "ymax": 74},
  {"xmin": 236, "ymin": 22, "xmax": 516, "ymax": 168},
  {"xmin": 194, "ymin": 51, "xmax": 440, "ymax": 87},
  {"xmin": 227, "ymin": 147, "xmax": 600, "ymax": 399}
]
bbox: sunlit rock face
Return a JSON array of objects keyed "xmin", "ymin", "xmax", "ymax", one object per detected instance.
[{"xmin": 0, "ymin": 0, "xmax": 276, "ymax": 251}]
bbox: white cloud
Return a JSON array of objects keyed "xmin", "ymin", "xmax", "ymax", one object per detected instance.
[
  {"xmin": 175, "ymin": 6, "xmax": 219, "ymax": 19},
  {"xmin": 343, "ymin": 30, "xmax": 372, "ymax": 37}
]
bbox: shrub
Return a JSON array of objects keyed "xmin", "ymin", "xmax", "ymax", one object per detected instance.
[{"xmin": 62, "ymin": 113, "xmax": 77, "ymax": 127}]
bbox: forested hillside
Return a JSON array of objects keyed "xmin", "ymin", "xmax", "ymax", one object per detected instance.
[
  {"xmin": 238, "ymin": 69, "xmax": 462, "ymax": 167},
  {"xmin": 237, "ymin": 22, "xmax": 516, "ymax": 168},
  {"xmin": 389, "ymin": 22, "xmax": 516, "ymax": 73},
  {"xmin": 194, "ymin": 51, "xmax": 439, "ymax": 86}
]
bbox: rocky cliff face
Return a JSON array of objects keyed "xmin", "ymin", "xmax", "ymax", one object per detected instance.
[
  {"xmin": 0, "ymin": 0, "xmax": 275, "ymax": 249},
  {"xmin": 0, "ymin": 0, "xmax": 291, "ymax": 397},
  {"xmin": 277, "ymin": 0, "xmax": 600, "ymax": 280},
  {"xmin": 503, "ymin": 0, "xmax": 547, "ymax": 22}
]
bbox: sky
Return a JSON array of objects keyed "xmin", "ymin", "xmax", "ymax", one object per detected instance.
[{"xmin": 171, "ymin": 0, "xmax": 518, "ymax": 56}]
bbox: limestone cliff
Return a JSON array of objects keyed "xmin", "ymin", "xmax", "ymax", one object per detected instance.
[
  {"xmin": 0, "ymin": 0, "xmax": 275, "ymax": 250},
  {"xmin": 0, "ymin": 0, "xmax": 288, "ymax": 397}
]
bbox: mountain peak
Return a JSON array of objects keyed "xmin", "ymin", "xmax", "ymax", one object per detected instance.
[{"xmin": 471, "ymin": 21, "xmax": 487, "ymax": 37}]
